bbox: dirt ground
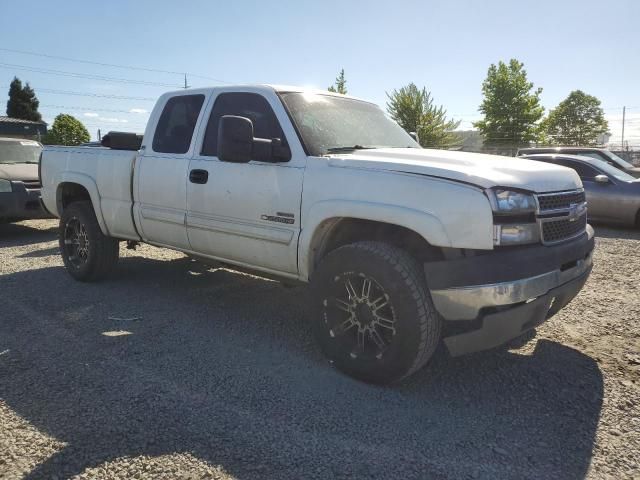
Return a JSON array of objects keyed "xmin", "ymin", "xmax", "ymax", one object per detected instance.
[{"xmin": 0, "ymin": 219, "xmax": 638, "ymax": 479}]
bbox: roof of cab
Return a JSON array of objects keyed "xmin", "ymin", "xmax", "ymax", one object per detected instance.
[{"xmin": 159, "ymin": 84, "xmax": 372, "ymax": 104}]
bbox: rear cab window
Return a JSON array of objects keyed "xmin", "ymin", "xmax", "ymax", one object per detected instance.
[{"xmin": 152, "ymin": 94, "xmax": 205, "ymax": 154}]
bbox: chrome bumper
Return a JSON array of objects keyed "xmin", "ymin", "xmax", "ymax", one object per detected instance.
[{"xmin": 430, "ymin": 250, "xmax": 593, "ymax": 321}]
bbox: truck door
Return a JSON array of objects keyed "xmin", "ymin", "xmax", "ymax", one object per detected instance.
[
  {"xmin": 186, "ymin": 91, "xmax": 305, "ymax": 275},
  {"xmin": 134, "ymin": 93, "xmax": 206, "ymax": 250}
]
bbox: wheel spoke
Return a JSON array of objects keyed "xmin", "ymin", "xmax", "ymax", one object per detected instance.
[
  {"xmin": 330, "ymin": 317, "xmax": 356, "ymax": 337},
  {"xmin": 361, "ymin": 277, "xmax": 372, "ymax": 301},
  {"xmin": 344, "ymin": 279, "xmax": 358, "ymax": 301},
  {"xmin": 370, "ymin": 295, "xmax": 389, "ymax": 311},
  {"xmin": 369, "ymin": 327, "xmax": 387, "ymax": 351},
  {"xmin": 326, "ymin": 297, "xmax": 353, "ymax": 314},
  {"xmin": 356, "ymin": 328, "xmax": 366, "ymax": 353},
  {"xmin": 374, "ymin": 315, "xmax": 395, "ymax": 331}
]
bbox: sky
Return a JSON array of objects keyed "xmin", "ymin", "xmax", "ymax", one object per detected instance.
[{"xmin": 1, "ymin": 0, "xmax": 638, "ymax": 145}]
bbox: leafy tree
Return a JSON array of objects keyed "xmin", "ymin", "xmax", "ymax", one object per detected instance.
[
  {"xmin": 386, "ymin": 83, "xmax": 461, "ymax": 148},
  {"xmin": 474, "ymin": 59, "xmax": 544, "ymax": 149},
  {"xmin": 542, "ymin": 90, "xmax": 609, "ymax": 146},
  {"xmin": 44, "ymin": 114, "xmax": 90, "ymax": 146},
  {"xmin": 6, "ymin": 77, "xmax": 42, "ymax": 122},
  {"xmin": 328, "ymin": 69, "xmax": 347, "ymax": 94}
]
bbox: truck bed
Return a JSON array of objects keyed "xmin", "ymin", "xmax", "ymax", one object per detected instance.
[{"xmin": 40, "ymin": 146, "xmax": 139, "ymax": 240}]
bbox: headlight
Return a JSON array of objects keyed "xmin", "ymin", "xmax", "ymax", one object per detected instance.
[
  {"xmin": 494, "ymin": 224, "xmax": 539, "ymax": 246},
  {"xmin": 0, "ymin": 179, "xmax": 12, "ymax": 193},
  {"xmin": 487, "ymin": 188, "xmax": 537, "ymax": 214}
]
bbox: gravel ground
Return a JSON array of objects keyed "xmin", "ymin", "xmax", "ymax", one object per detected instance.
[{"xmin": 0, "ymin": 219, "xmax": 638, "ymax": 479}]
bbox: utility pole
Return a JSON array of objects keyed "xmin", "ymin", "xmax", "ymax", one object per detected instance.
[
  {"xmin": 621, "ymin": 106, "xmax": 626, "ymax": 151},
  {"xmin": 184, "ymin": 74, "xmax": 189, "ymax": 89},
  {"xmin": 97, "ymin": 129, "xmax": 101, "ymax": 141}
]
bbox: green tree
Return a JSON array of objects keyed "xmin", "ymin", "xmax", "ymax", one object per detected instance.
[
  {"xmin": 386, "ymin": 83, "xmax": 461, "ymax": 148},
  {"xmin": 44, "ymin": 114, "xmax": 90, "ymax": 146},
  {"xmin": 474, "ymin": 59, "xmax": 544, "ymax": 149},
  {"xmin": 542, "ymin": 90, "xmax": 609, "ymax": 146},
  {"xmin": 328, "ymin": 69, "xmax": 347, "ymax": 94},
  {"xmin": 6, "ymin": 77, "xmax": 42, "ymax": 122}
]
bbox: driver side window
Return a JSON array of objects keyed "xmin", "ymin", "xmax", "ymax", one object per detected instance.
[{"xmin": 201, "ymin": 92, "xmax": 290, "ymax": 161}]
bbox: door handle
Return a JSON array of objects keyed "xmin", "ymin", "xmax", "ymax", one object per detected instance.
[{"xmin": 189, "ymin": 169, "xmax": 209, "ymax": 184}]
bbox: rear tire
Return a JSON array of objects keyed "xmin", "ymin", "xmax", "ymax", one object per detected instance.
[
  {"xmin": 59, "ymin": 201, "xmax": 119, "ymax": 281},
  {"xmin": 310, "ymin": 241, "xmax": 442, "ymax": 384}
]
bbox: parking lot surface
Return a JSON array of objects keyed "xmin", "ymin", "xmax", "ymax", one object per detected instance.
[{"xmin": 1, "ymin": 220, "xmax": 639, "ymax": 479}]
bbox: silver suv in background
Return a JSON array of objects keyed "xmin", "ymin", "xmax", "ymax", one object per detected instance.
[
  {"xmin": 0, "ymin": 137, "xmax": 51, "ymax": 223},
  {"xmin": 517, "ymin": 147, "xmax": 640, "ymax": 178},
  {"xmin": 522, "ymin": 153, "xmax": 640, "ymax": 228}
]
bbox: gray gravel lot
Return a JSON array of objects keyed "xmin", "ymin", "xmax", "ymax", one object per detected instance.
[{"xmin": 1, "ymin": 219, "xmax": 639, "ymax": 479}]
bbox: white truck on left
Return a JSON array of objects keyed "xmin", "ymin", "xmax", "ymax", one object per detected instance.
[{"xmin": 40, "ymin": 85, "xmax": 593, "ymax": 383}]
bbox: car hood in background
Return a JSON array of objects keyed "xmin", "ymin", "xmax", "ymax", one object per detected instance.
[
  {"xmin": 327, "ymin": 148, "xmax": 582, "ymax": 193},
  {"xmin": 0, "ymin": 163, "xmax": 39, "ymax": 181}
]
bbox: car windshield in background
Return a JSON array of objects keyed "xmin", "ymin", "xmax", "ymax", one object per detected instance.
[
  {"xmin": 0, "ymin": 140, "xmax": 42, "ymax": 164},
  {"xmin": 603, "ymin": 150, "xmax": 635, "ymax": 169},
  {"xmin": 279, "ymin": 92, "xmax": 419, "ymax": 156},
  {"xmin": 591, "ymin": 158, "xmax": 638, "ymax": 182}
]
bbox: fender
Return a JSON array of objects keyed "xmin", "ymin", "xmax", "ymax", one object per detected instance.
[
  {"xmin": 55, "ymin": 172, "xmax": 110, "ymax": 236},
  {"xmin": 298, "ymin": 199, "xmax": 452, "ymax": 280}
]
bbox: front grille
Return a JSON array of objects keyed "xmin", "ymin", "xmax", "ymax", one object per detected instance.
[
  {"xmin": 22, "ymin": 180, "xmax": 41, "ymax": 190},
  {"xmin": 537, "ymin": 190, "xmax": 585, "ymax": 212},
  {"xmin": 542, "ymin": 215, "xmax": 587, "ymax": 243}
]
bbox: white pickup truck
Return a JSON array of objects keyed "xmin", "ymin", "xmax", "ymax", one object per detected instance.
[{"xmin": 40, "ymin": 85, "xmax": 594, "ymax": 383}]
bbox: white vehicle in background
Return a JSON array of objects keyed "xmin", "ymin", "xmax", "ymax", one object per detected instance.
[
  {"xmin": 40, "ymin": 85, "xmax": 594, "ymax": 384},
  {"xmin": 0, "ymin": 137, "xmax": 51, "ymax": 223}
]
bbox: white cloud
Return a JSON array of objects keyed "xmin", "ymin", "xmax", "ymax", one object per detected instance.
[
  {"xmin": 129, "ymin": 108, "xmax": 148, "ymax": 114},
  {"xmin": 97, "ymin": 117, "xmax": 128, "ymax": 123},
  {"xmin": 83, "ymin": 112, "xmax": 99, "ymax": 118}
]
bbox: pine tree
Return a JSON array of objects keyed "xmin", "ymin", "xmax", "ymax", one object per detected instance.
[
  {"xmin": 6, "ymin": 77, "xmax": 42, "ymax": 122},
  {"xmin": 328, "ymin": 69, "xmax": 347, "ymax": 94},
  {"xmin": 387, "ymin": 83, "xmax": 461, "ymax": 148}
]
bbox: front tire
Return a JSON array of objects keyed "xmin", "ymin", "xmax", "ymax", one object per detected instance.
[
  {"xmin": 59, "ymin": 201, "xmax": 119, "ymax": 281},
  {"xmin": 310, "ymin": 241, "xmax": 441, "ymax": 384}
]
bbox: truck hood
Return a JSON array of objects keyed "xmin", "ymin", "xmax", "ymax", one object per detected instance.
[
  {"xmin": 0, "ymin": 163, "xmax": 39, "ymax": 181},
  {"xmin": 328, "ymin": 148, "xmax": 582, "ymax": 193}
]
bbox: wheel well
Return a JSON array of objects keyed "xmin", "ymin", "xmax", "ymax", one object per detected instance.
[
  {"xmin": 310, "ymin": 218, "xmax": 447, "ymax": 274},
  {"xmin": 57, "ymin": 182, "xmax": 92, "ymax": 213}
]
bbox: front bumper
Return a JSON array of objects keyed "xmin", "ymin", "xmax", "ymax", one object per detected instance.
[
  {"xmin": 425, "ymin": 226, "xmax": 595, "ymax": 356},
  {"xmin": 0, "ymin": 182, "xmax": 53, "ymax": 220}
]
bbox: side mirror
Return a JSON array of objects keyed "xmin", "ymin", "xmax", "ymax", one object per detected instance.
[
  {"xmin": 594, "ymin": 174, "xmax": 610, "ymax": 184},
  {"xmin": 218, "ymin": 115, "xmax": 254, "ymax": 163},
  {"xmin": 409, "ymin": 131, "xmax": 419, "ymax": 143},
  {"xmin": 217, "ymin": 115, "xmax": 291, "ymax": 163}
]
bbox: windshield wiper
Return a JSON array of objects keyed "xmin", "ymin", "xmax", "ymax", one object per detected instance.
[{"xmin": 325, "ymin": 145, "xmax": 376, "ymax": 153}]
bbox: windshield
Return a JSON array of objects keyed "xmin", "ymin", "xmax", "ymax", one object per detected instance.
[
  {"xmin": 592, "ymin": 158, "xmax": 637, "ymax": 182},
  {"xmin": 0, "ymin": 140, "xmax": 42, "ymax": 164},
  {"xmin": 603, "ymin": 150, "xmax": 635, "ymax": 169},
  {"xmin": 279, "ymin": 92, "xmax": 419, "ymax": 156}
]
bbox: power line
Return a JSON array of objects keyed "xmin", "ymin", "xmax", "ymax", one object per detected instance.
[
  {"xmin": 0, "ymin": 62, "xmax": 182, "ymax": 88},
  {"xmin": 0, "ymin": 47, "xmax": 232, "ymax": 84},
  {"xmin": 39, "ymin": 104, "xmax": 150, "ymax": 114},
  {"xmin": 0, "ymin": 85, "xmax": 156, "ymax": 101}
]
